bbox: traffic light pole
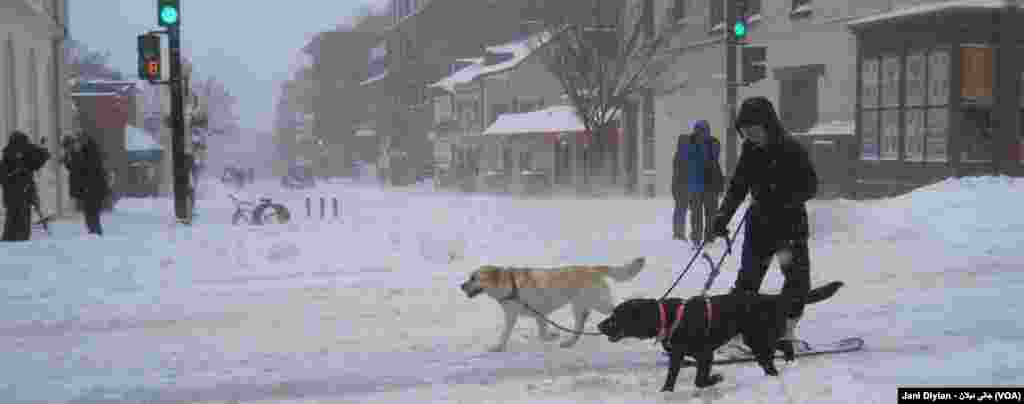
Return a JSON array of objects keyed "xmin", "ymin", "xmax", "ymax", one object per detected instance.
[
  {"xmin": 723, "ymin": 0, "xmax": 739, "ymax": 175},
  {"xmin": 168, "ymin": 25, "xmax": 191, "ymax": 224}
]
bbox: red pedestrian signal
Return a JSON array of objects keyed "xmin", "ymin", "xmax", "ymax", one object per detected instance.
[{"xmin": 137, "ymin": 34, "xmax": 162, "ymax": 82}]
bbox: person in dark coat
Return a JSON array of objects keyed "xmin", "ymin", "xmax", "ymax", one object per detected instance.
[
  {"xmin": 1, "ymin": 131, "xmax": 51, "ymax": 241},
  {"xmin": 709, "ymin": 96, "xmax": 819, "ymax": 355},
  {"xmin": 671, "ymin": 132, "xmax": 690, "ymax": 241},
  {"xmin": 683, "ymin": 120, "xmax": 725, "ymax": 245},
  {"xmin": 63, "ymin": 133, "xmax": 109, "ymax": 236}
]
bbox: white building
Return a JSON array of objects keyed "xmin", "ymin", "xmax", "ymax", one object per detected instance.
[{"xmin": 0, "ymin": 0, "xmax": 72, "ymax": 217}]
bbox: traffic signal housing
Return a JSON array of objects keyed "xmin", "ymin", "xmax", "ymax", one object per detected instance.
[
  {"xmin": 741, "ymin": 45, "xmax": 767, "ymax": 85},
  {"xmin": 158, "ymin": 0, "xmax": 180, "ymax": 27},
  {"xmin": 732, "ymin": 0, "xmax": 749, "ymax": 43},
  {"xmin": 137, "ymin": 34, "xmax": 162, "ymax": 82}
]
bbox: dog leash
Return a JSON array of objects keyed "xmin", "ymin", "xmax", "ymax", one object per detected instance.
[
  {"xmin": 660, "ymin": 207, "xmax": 749, "ymax": 301},
  {"xmin": 498, "ymin": 273, "xmax": 605, "ymax": 336},
  {"xmin": 700, "ymin": 209, "xmax": 749, "ymax": 296}
]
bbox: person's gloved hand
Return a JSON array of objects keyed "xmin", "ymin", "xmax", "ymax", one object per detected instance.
[{"xmin": 709, "ymin": 214, "xmax": 730, "ymax": 242}]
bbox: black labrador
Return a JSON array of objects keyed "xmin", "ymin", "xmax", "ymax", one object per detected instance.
[{"xmin": 597, "ymin": 281, "xmax": 843, "ymax": 392}]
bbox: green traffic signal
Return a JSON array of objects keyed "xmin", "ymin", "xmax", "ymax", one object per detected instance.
[
  {"xmin": 157, "ymin": 0, "xmax": 180, "ymax": 27},
  {"xmin": 733, "ymin": 21, "xmax": 747, "ymax": 39},
  {"xmin": 160, "ymin": 6, "xmax": 178, "ymax": 25}
]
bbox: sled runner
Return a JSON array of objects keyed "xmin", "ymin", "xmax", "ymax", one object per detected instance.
[{"xmin": 659, "ymin": 337, "xmax": 865, "ymax": 366}]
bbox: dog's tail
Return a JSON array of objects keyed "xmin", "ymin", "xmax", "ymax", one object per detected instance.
[
  {"xmin": 805, "ymin": 281, "xmax": 844, "ymax": 305},
  {"xmin": 605, "ymin": 257, "xmax": 646, "ymax": 282}
]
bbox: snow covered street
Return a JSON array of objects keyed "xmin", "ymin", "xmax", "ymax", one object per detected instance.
[{"xmin": 2, "ymin": 177, "xmax": 1022, "ymax": 403}]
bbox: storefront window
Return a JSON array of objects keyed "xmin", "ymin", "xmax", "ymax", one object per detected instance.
[
  {"xmin": 905, "ymin": 109, "xmax": 925, "ymax": 161},
  {"xmin": 926, "ymin": 108, "xmax": 948, "ymax": 162},
  {"xmin": 861, "ymin": 110, "xmax": 879, "ymax": 160},
  {"xmin": 861, "ymin": 58, "xmax": 880, "ymax": 109},
  {"xmin": 928, "ymin": 48, "xmax": 950, "ymax": 106},
  {"xmin": 959, "ymin": 45, "xmax": 994, "ymax": 163},
  {"xmin": 906, "ymin": 51, "xmax": 926, "ymax": 107},
  {"xmin": 860, "ymin": 57, "xmax": 881, "ymax": 160},
  {"xmin": 882, "ymin": 55, "xmax": 901, "ymax": 108},
  {"xmin": 881, "ymin": 109, "xmax": 900, "ymax": 160},
  {"xmin": 926, "ymin": 47, "xmax": 950, "ymax": 162}
]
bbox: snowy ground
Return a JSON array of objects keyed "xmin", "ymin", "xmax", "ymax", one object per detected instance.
[{"xmin": 2, "ymin": 176, "xmax": 1022, "ymax": 403}]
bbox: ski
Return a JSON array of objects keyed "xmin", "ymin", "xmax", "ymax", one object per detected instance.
[{"xmin": 659, "ymin": 337, "xmax": 864, "ymax": 366}]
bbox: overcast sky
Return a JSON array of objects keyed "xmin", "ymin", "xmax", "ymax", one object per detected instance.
[{"xmin": 69, "ymin": 0, "xmax": 390, "ymax": 134}]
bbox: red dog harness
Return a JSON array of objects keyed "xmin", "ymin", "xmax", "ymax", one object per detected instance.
[{"xmin": 656, "ymin": 298, "xmax": 714, "ymax": 343}]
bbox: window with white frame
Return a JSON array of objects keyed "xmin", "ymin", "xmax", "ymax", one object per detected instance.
[
  {"xmin": 860, "ymin": 57, "xmax": 880, "ymax": 160},
  {"xmin": 860, "ymin": 47, "xmax": 949, "ymax": 163},
  {"xmin": 879, "ymin": 54, "xmax": 901, "ymax": 160},
  {"xmin": 926, "ymin": 48, "xmax": 949, "ymax": 162},
  {"xmin": 904, "ymin": 50, "xmax": 926, "ymax": 162}
]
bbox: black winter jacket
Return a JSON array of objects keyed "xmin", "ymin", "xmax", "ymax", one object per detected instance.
[
  {"xmin": 1, "ymin": 133, "xmax": 50, "ymax": 207},
  {"xmin": 719, "ymin": 98, "xmax": 819, "ymax": 242}
]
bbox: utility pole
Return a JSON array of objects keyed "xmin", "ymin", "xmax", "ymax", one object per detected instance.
[
  {"xmin": 723, "ymin": 0, "xmax": 739, "ymax": 175},
  {"xmin": 168, "ymin": 24, "xmax": 190, "ymax": 223},
  {"xmin": 139, "ymin": 0, "xmax": 190, "ymax": 224}
]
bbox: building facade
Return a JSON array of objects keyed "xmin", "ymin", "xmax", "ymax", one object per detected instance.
[
  {"xmin": 359, "ymin": 0, "xmax": 540, "ymax": 186},
  {"xmin": 639, "ymin": 0, "xmax": 1023, "ymax": 198},
  {"xmin": 1, "ymin": 0, "xmax": 72, "ymax": 216}
]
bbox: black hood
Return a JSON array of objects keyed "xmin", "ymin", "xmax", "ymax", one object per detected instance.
[
  {"xmin": 3, "ymin": 131, "xmax": 30, "ymax": 156},
  {"xmin": 734, "ymin": 96, "xmax": 785, "ymax": 142}
]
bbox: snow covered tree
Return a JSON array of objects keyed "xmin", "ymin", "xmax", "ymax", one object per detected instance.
[
  {"xmin": 523, "ymin": 0, "xmax": 685, "ymax": 185},
  {"xmin": 66, "ymin": 39, "xmax": 124, "ymax": 81}
]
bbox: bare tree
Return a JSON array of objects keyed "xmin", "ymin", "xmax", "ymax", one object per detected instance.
[
  {"xmin": 189, "ymin": 75, "xmax": 240, "ymax": 137},
  {"xmin": 65, "ymin": 39, "xmax": 124, "ymax": 81},
  {"xmin": 525, "ymin": 0, "xmax": 684, "ymax": 184}
]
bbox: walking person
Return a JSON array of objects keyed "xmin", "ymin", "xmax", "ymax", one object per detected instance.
[
  {"xmin": 671, "ymin": 130, "xmax": 690, "ymax": 241},
  {"xmin": 709, "ymin": 96, "xmax": 819, "ymax": 357},
  {"xmin": 685, "ymin": 120, "xmax": 725, "ymax": 245},
  {"xmin": 63, "ymin": 133, "xmax": 110, "ymax": 236},
  {"xmin": 1, "ymin": 131, "xmax": 51, "ymax": 241}
]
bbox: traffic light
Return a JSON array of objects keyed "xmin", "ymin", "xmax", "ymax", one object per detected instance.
[
  {"xmin": 137, "ymin": 34, "xmax": 162, "ymax": 82},
  {"xmin": 158, "ymin": 0, "xmax": 180, "ymax": 27},
  {"xmin": 741, "ymin": 45, "xmax": 767, "ymax": 84},
  {"xmin": 732, "ymin": 0, "xmax": 749, "ymax": 42}
]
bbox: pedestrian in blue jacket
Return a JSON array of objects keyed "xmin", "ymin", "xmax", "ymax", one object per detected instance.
[{"xmin": 672, "ymin": 120, "xmax": 724, "ymax": 244}]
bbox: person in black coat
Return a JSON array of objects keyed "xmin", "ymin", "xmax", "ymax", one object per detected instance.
[
  {"xmin": 709, "ymin": 96, "xmax": 819, "ymax": 353},
  {"xmin": 1, "ymin": 131, "xmax": 51, "ymax": 241},
  {"xmin": 671, "ymin": 132, "xmax": 691, "ymax": 240},
  {"xmin": 63, "ymin": 133, "xmax": 110, "ymax": 236}
]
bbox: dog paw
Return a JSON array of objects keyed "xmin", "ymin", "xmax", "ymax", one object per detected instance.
[
  {"xmin": 487, "ymin": 344, "xmax": 506, "ymax": 352},
  {"xmin": 660, "ymin": 386, "xmax": 675, "ymax": 392},
  {"xmin": 695, "ymin": 374, "xmax": 723, "ymax": 388},
  {"xmin": 559, "ymin": 338, "xmax": 579, "ymax": 348}
]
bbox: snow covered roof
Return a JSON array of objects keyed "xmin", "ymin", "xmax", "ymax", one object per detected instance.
[
  {"xmin": 125, "ymin": 125, "xmax": 162, "ymax": 151},
  {"xmin": 795, "ymin": 120, "xmax": 855, "ymax": 136},
  {"xmin": 847, "ymin": 0, "xmax": 1014, "ymax": 28},
  {"xmin": 428, "ymin": 32, "xmax": 552, "ymax": 93},
  {"xmin": 482, "ymin": 105, "xmax": 584, "ymax": 136}
]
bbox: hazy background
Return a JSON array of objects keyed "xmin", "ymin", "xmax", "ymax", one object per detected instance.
[{"xmin": 69, "ymin": 0, "xmax": 390, "ymax": 135}]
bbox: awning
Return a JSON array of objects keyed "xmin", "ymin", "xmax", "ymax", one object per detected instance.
[{"xmin": 125, "ymin": 125, "xmax": 163, "ymax": 162}]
